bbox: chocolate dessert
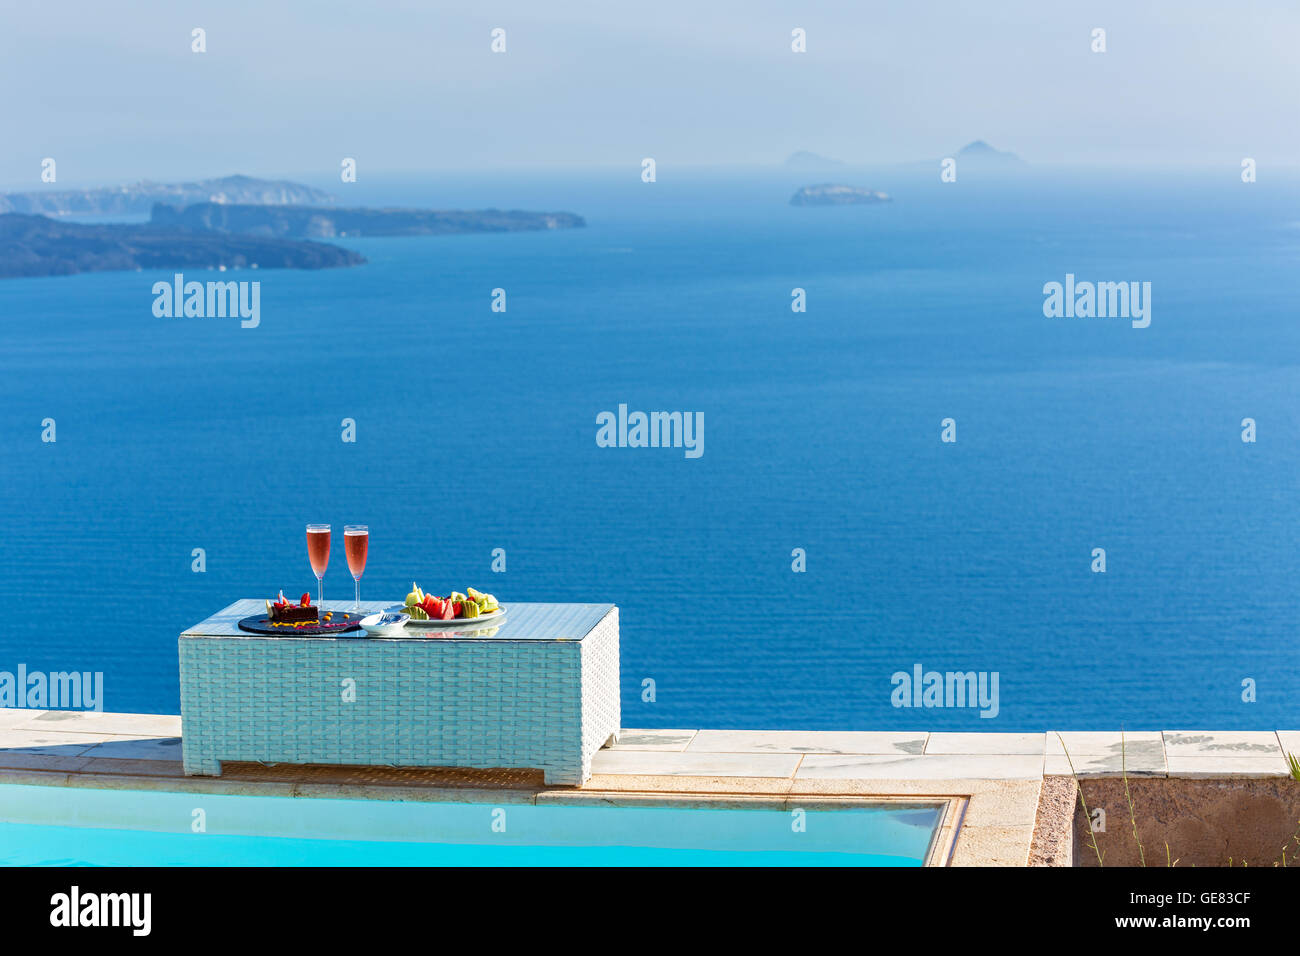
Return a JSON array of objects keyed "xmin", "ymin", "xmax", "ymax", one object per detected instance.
[{"xmin": 269, "ymin": 603, "xmax": 318, "ymax": 624}]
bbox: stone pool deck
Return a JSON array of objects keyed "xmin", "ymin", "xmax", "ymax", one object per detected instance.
[{"xmin": 1, "ymin": 712, "xmax": 1296, "ymax": 866}]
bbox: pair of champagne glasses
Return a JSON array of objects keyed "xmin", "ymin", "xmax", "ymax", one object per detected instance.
[{"xmin": 305, "ymin": 524, "xmax": 368, "ymax": 610}]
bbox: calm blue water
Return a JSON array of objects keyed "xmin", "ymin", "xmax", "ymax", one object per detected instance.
[
  {"xmin": 0, "ymin": 785, "xmax": 940, "ymax": 865},
  {"xmin": 2, "ymin": 166, "xmax": 1298, "ymax": 730}
]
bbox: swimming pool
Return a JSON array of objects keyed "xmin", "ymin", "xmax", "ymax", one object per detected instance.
[{"xmin": 0, "ymin": 785, "xmax": 948, "ymax": 866}]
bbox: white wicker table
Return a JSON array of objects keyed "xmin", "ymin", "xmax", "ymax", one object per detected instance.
[{"xmin": 179, "ymin": 600, "xmax": 620, "ymax": 785}]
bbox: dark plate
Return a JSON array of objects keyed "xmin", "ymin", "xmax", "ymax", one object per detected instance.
[{"xmin": 236, "ymin": 610, "xmax": 364, "ymax": 635}]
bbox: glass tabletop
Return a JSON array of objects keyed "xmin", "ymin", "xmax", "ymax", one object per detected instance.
[{"xmin": 182, "ymin": 600, "xmax": 616, "ymax": 643}]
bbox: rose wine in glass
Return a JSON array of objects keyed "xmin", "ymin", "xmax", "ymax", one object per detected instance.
[
  {"xmin": 307, "ymin": 524, "xmax": 330, "ymax": 605},
  {"xmin": 344, "ymin": 525, "xmax": 368, "ymax": 611}
]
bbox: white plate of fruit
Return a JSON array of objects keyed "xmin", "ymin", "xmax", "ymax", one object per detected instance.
[{"xmin": 388, "ymin": 584, "xmax": 505, "ymax": 628}]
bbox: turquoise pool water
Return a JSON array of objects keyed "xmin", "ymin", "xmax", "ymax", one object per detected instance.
[
  {"xmin": 0, "ymin": 822, "xmax": 930, "ymax": 866},
  {"xmin": 0, "ymin": 785, "xmax": 943, "ymax": 867}
]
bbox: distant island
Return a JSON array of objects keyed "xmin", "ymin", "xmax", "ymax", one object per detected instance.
[
  {"xmin": 790, "ymin": 184, "xmax": 891, "ymax": 206},
  {"xmin": 784, "ymin": 151, "xmax": 846, "ymax": 171},
  {"xmin": 782, "ymin": 141, "xmax": 1025, "ymax": 168},
  {"xmin": 0, "ymin": 213, "xmax": 365, "ymax": 279},
  {"xmin": 0, "ymin": 173, "xmax": 587, "ymax": 279},
  {"xmin": 954, "ymin": 140, "xmax": 1023, "ymax": 164},
  {"xmin": 0, "ymin": 174, "xmax": 335, "ymax": 217},
  {"xmin": 151, "ymin": 202, "xmax": 586, "ymax": 238}
]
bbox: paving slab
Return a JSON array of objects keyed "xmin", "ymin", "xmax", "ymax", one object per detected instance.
[
  {"xmin": 584, "ymin": 773, "xmax": 797, "ymax": 795},
  {"xmin": 1044, "ymin": 752, "xmax": 1167, "ymax": 777},
  {"xmin": 964, "ymin": 780, "xmax": 1044, "ymax": 828},
  {"xmin": 1270, "ymin": 731, "xmax": 1300, "ymax": 760},
  {"xmin": 590, "ymin": 749, "xmax": 802, "ymax": 778},
  {"xmin": 0, "ymin": 709, "xmax": 45, "ymax": 730},
  {"xmin": 926, "ymin": 732, "xmax": 1044, "ymax": 755},
  {"xmin": 20, "ymin": 710, "xmax": 181, "ymax": 737},
  {"xmin": 950, "ymin": 825, "xmax": 1035, "ymax": 867},
  {"xmin": 688, "ymin": 730, "xmax": 926, "ymax": 755},
  {"xmin": 78, "ymin": 737, "xmax": 183, "ymax": 761},
  {"xmin": 1046, "ymin": 731, "xmax": 1164, "ymax": 756},
  {"xmin": 605, "ymin": 730, "xmax": 697, "ymax": 751},
  {"xmin": 1162, "ymin": 731, "xmax": 1282, "ymax": 757},
  {"xmin": 796, "ymin": 753, "xmax": 1042, "ymax": 781},
  {"xmin": 786, "ymin": 776, "xmax": 1016, "ymax": 798},
  {"xmin": 0, "ymin": 729, "xmax": 115, "ymax": 757}
]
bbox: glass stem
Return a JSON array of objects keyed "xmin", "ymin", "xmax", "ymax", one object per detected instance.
[
  {"xmin": 354, "ymin": 578, "xmax": 361, "ymax": 611},
  {"xmin": 317, "ymin": 575, "xmax": 323, "ymax": 606}
]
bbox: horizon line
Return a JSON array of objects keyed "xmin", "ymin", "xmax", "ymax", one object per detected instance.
[{"xmin": 6, "ymin": 159, "xmax": 1300, "ymax": 195}]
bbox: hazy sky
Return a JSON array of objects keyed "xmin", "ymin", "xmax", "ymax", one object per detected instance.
[{"xmin": 3, "ymin": 0, "xmax": 1298, "ymax": 187}]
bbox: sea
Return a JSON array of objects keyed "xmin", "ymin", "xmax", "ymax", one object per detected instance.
[{"xmin": 2, "ymin": 163, "xmax": 1298, "ymax": 731}]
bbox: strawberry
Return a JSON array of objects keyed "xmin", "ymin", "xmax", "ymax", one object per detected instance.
[
  {"xmin": 452, "ymin": 601, "xmax": 463, "ymax": 617},
  {"xmin": 300, "ymin": 592, "xmax": 311, "ymax": 607}
]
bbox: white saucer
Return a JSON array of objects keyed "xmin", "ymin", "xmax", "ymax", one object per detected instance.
[{"xmin": 359, "ymin": 611, "xmax": 410, "ymax": 637}]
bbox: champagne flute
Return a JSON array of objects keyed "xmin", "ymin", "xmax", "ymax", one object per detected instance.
[
  {"xmin": 307, "ymin": 524, "xmax": 330, "ymax": 606},
  {"xmin": 344, "ymin": 525, "xmax": 368, "ymax": 611}
]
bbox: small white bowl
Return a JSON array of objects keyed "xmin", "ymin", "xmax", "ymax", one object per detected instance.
[{"xmin": 360, "ymin": 611, "xmax": 410, "ymax": 637}]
